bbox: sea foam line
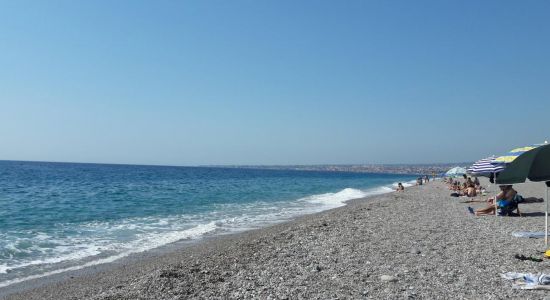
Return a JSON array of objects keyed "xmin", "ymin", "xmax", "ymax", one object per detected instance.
[{"xmin": 0, "ymin": 222, "xmax": 220, "ymax": 288}]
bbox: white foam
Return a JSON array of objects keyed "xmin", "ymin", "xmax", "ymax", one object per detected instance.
[
  {"xmin": 368, "ymin": 186, "xmax": 396, "ymax": 194},
  {"xmin": 0, "ymin": 251, "xmax": 135, "ymax": 288},
  {"xmin": 392, "ymin": 180, "xmax": 416, "ymax": 188},
  {"xmin": 0, "ymin": 246, "xmax": 102, "ymax": 275},
  {"xmin": 302, "ymin": 186, "xmax": 396, "ymax": 209},
  {"xmin": 302, "ymin": 188, "xmax": 368, "ymax": 208},
  {"xmin": 0, "ymin": 221, "xmax": 221, "ymax": 288}
]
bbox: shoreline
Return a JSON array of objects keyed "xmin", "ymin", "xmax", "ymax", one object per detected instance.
[
  {"xmin": 0, "ymin": 174, "xmax": 417, "ymax": 294},
  {"xmin": 4, "ymin": 180, "xmax": 550, "ymax": 299},
  {"xmin": 0, "ymin": 180, "xmax": 412, "ymax": 298}
]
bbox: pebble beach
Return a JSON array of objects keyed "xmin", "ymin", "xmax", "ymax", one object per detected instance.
[{"xmin": 3, "ymin": 179, "xmax": 550, "ymax": 299}]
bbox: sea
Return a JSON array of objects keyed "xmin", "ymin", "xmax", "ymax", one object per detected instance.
[{"xmin": 0, "ymin": 160, "xmax": 417, "ymax": 288}]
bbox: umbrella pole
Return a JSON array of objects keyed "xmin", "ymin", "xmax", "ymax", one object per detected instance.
[
  {"xmin": 546, "ymin": 185, "xmax": 549, "ymax": 246},
  {"xmin": 494, "ymin": 172, "xmax": 497, "ymax": 217}
]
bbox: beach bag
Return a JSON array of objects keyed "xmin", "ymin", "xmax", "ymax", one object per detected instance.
[{"xmin": 450, "ymin": 193, "xmax": 459, "ymax": 197}]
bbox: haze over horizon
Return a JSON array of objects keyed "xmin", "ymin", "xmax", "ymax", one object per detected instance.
[{"xmin": 1, "ymin": 1, "xmax": 549, "ymax": 166}]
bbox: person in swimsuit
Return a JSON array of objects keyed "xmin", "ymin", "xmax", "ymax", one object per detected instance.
[
  {"xmin": 463, "ymin": 182, "xmax": 476, "ymax": 197},
  {"xmin": 396, "ymin": 182, "xmax": 405, "ymax": 192},
  {"xmin": 468, "ymin": 185, "xmax": 516, "ymax": 216}
]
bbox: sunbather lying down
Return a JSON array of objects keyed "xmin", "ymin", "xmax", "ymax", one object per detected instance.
[{"xmin": 468, "ymin": 185, "xmax": 518, "ymax": 216}]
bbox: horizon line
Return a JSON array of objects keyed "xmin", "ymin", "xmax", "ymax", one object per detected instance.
[{"xmin": 0, "ymin": 159, "xmax": 472, "ymax": 168}]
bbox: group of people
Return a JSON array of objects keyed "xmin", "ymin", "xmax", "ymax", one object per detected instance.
[
  {"xmin": 397, "ymin": 172, "xmax": 524, "ymax": 216},
  {"xmin": 395, "ymin": 175, "xmax": 432, "ymax": 192},
  {"xmin": 416, "ymin": 175, "xmax": 431, "ymax": 186},
  {"xmin": 445, "ymin": 175, "xmax": 522, "ymax": 216},
  {"xmin": 445, "ymin": 175, "xmax": 483, "ymax": 197}
]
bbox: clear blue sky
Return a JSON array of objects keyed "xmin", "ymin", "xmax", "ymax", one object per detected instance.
[{"xmin": 1, "ymin": 1, "xmax": 548, "ymax": 165}]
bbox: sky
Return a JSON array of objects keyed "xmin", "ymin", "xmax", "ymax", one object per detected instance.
[{"xmin": 0, "ymin": 0, "xmax": 549, "ymax": 165}]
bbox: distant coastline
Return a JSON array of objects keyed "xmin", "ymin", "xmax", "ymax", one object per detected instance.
[
  {"xmin": 0, "ymin": 160, "xmax": 469, "ymax": 176},
  {"xmin": 206, "ymin": 163, "xmax": 472, "ymax": 175}
]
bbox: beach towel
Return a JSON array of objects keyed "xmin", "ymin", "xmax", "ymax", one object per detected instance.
[
  {"xmin": 512, "ymin": 232, "xmax": 545, "ymax": 238},
  {"xmin": 501, "ymin": 272, "xmax": 550, "ymax": 289}
]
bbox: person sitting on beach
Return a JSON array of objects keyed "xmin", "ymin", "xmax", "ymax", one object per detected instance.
[
  {"xmin": 448, "ymin": 179, "xmax": 456, "ymax": 190},
  {"xmin": 473, "ymin": 177, "xmax": 480, "ymax": 186},
  {"xmin": 416, "ymin": 177, "xmax": 423, "ymax": 185},
  {"xmin": 475, "ymin": 183, "xmax": 482, "ymax": 194},
  {"xmin": 468, "ymin": 185, "xmax": 517, "ymax": 216},
  {"xmin": 477, "ymin": 185, "xmax": 486, "ymax": 195},
  {"xmin": 396, "ymin": 182, "xmax": 405, "ymax": 192},
  {"xmin": 451, "ymin": 181, "xmax": 460, "ymax": 191},
  {"xmin": 462, "ymin": 182, "xmax": 476, "ymax": 197},
  {"xmin": 460, "ymin": 182, "xmax": 467, "ymax": 193}
]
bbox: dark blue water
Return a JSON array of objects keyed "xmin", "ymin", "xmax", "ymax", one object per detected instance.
[{"xmin": 0, "ymin": 160, "xmax": 416, "ymax": 287}]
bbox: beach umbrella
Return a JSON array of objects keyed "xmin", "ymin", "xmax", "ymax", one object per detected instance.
[
  {"xmin": 495, "ymin": 143, "xmax": 550, "ymax": 244},
  {"xmin": 496, "ymin": 144, "xmax": 550, "ymax": 184},
  {"xmin": 489, "ymin": 143, "xmax": 546, "ymax": 217},
  {"xmin": 467, "ymin": 156, "xmax": 505, "ymax": 177},
  {"xmin": 492, "ymin": 145, "xmax": 541, "ymax": 164},
  {"xmin": 445, "ymin": 167, "xmax": 467, "ymax": 177}
]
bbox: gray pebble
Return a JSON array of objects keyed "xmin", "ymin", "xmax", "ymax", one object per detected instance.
[{"xmin": 380, "ymin": 275, "xmax": 397, "ymax": 282}]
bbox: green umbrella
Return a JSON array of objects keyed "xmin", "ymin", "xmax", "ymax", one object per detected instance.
[
  {"xmin": 496, "ymin": 143, "xmax": 550, "ymax": 184},
  {"xmin": 496, "ymin": 143, "xmax": 550, "ymax": 245}
]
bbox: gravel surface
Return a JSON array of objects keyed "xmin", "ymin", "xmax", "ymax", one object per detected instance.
[{"xmin": 3, "ymin": 180, "xmax": 550, "ymax": 299}]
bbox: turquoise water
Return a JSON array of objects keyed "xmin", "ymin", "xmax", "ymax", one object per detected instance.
[{"xmin": 0, "ymin": 161, "xmax": 416, "ymax": 287}]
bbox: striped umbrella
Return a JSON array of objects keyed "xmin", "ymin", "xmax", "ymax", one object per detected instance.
[{"xmin": 467, "ymin": 156, "xmax": 505, "ymax": 176}]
